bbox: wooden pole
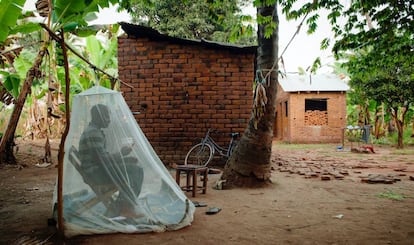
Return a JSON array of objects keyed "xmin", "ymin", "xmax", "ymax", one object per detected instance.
[{"xmin": 56, "ymin": 29, "xmax": 71, "ymax": 236}]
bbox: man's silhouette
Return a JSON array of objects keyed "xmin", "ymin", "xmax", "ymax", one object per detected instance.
[{"xmin": 78, "ymin": 104, "xmax": 144, "ymax": 217}]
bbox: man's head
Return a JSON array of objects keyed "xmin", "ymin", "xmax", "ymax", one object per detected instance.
[{"xmin": 91, "ymin": 104, "xmax": 110, "ymax": 128}]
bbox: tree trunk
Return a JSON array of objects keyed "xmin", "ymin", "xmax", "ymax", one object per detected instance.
[
  {"xmin": 395, "ymin": 118, "xmax": 404, "ymax": 149},
  {"xmin": 390, "ymin": 107, "xmax": 407, "ymax": 149},
  {"xmin": 374, "ymin": 103, "xmax": 386, "ymax": 139},
  {"xmin": 357, "ymin": 105, "xmax": 364, "ymax": 126},
  {"xmin": 0, "ymin": 42, "xmax": 49, "ymax": 164},
  {"xmin": 364, "ymin": 100, "xmax": 370, "ymax": 126},
  {"xmin": 374, "ymin": 116, "xmax": 385, "ymax": 139},
  {"xmin": 221, "ymin": 2, "xmax": 278, "ymax": 188}
]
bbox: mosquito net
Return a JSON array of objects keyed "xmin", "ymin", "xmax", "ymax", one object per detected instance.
[{"xmin": 53, "ymin": 86, "xmax": 195, "ymax": 237}]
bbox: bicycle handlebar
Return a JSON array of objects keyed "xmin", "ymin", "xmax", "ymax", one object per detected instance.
[{"xmin": 231, "ymin": 132, "xmax": 240, "ymax": 138}]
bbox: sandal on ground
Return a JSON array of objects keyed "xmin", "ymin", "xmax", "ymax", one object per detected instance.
[
  {"xmin": 192, "ymin": 201, "xmax": 207, "ymax": 207},
  {"xmin": 206, "ymin": 207, "xmax": 221, "ymax": 215}
]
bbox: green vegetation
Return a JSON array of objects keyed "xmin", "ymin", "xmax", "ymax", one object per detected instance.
[
  {"xmin": 0, "ymin": 0, "xmax": 412, "ymax": 170},
  {"xmin": 335, "ymin": 1, "xmax": 414, "ymax": 149},
  {"xmin": 376, "ymin": 190, "xmax": 408, "ymax": 201},
  {"xmin": 372, "ymin": 127, "xmax": 414, "ymax": 147},
  {"xmin": 125, "ymin": 0, "xmax": 255, "ymax": 44},
  {"xmin": 278, "ymin": 1, "xmax": 413, "ymax": 149}
]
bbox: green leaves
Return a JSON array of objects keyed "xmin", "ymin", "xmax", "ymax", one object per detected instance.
[
  {"xmin": 71, "ymin": 25, "xmax": 101, "ymax": 37},
  {"xmin": 52, "ymin": 0, "xmax": 118, "ymax": 31},
  {"xmin": 13, "ymin": 49, "xmax": 37, "ymax": 79},
  {"xmin": 320, "ymin": 38, "xmax": 330, "ymax": 50},
  {"xmin": 257, "ymin": 13, "xmax": 277, "ymax": 39},
  {"xmin": 263, "ymin": 22, "xmax": 277, "ymax": 39},
  {"xmin": 9, "ymin": 22, "xmax": 42, "ymax": 35},
  {"xmin": 327, "ymin": 9, "xmax": 340, "ymax": 25},
  {"xmin": 309, "ymin": 57, "xmax": 321, "ymax": 74},
  {"xmin": 327, "ymin": 1, "xmax": 414, "ymax": 148},
  {"xmin": 127, "ymin": 0, "xmax": 253, "ymax": 44},
  {"xmin": 253, "ymin": 0, "xmax": 276, "ymax": 7},
  {"xmin": 331, "ymin": 1, "xmax": 413, "ymax": 53},
  {"xmin": 0, "ymin": 0, "xmax": 26, "ymax": 43},
  {"xmin": 228, "ymin": 23, "xmax": 254, "ymax": 43},
  {"xmin": 306, "ymin": 14, "xmax": 319, "ymax": 34},
  {"xmin": 0, "ymin": 71, "xmax": 21, "ymax": 98},
  {"xmin": 346, "ymin": 31, "xmax": 414, "ymax": 116}
]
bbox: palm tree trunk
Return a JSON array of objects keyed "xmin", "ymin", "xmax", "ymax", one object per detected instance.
[
  {"xmin": 221, "ymin": 2, "xmax": 278, "ymax": 188},
  {"xmin": 0, "ymin": 42, "xmax": 48, "ymax": 164}
]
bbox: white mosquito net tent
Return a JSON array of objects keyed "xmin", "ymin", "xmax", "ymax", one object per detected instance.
[{"xmin": 53, "ymin": 86, "xmax": 195, "ymax": 237}]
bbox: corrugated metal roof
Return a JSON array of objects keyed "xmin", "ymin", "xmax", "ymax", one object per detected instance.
[
  {"xmin": 119, "ymin": 22, "xmax": 257, "ymax": 53},
  {"xmin": 278, "ymin": 74, "xmax": 350, "ymax": 92}
]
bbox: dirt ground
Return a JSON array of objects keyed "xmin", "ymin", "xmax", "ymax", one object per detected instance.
[{"xmin": 1, "ymin": 139, "xmax": 414, "ymax": 245}]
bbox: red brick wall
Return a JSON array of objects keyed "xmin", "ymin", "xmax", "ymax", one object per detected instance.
[
  {"xmin": 118, "ymin": 35, "xmax": 255, "ymax": 165},
  {"xmin": 275, "ymin": 88, "xmax": 347, "ymax": 143},
  {"xmin": 293, "ymin": 92, "xmax": 346, "ymax": 143}
]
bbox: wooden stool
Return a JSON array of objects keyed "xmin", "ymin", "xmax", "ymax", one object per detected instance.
[{"xmin": 175, "ymin": 165, "xmax": 208, "ymax": 197}]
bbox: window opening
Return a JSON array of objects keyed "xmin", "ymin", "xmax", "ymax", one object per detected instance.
[
  {"xmin": 284, "ymin": 101, "xmax": 288, "ymax": 117},
  {"xmin": 304, "ymin": 98, "xmax": 328, "ymax": 126}
]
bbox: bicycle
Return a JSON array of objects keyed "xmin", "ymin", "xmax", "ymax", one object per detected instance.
[{"xmin": 184, "ymin": 129, "xmax": 240, "ymax": 166}]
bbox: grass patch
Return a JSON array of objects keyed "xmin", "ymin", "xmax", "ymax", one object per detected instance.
[
  {"xmin": 376, "ymin": 190, "xmax": 407, "ymax": 201},
  {"xmin": 373, "ymin": 127, "xmax": 414, "ymax": 146}
]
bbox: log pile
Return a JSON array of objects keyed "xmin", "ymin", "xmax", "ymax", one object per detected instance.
[{"xmin": 304, "ymin": 110, "xmax": 328, "ymax": 126}]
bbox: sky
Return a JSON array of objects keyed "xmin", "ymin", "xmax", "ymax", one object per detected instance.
[
  {"xmin": 23, "ymin": 1, "xmax": 337, "ymax": 74},
  {"xmin": 243, "ymin": 4, "xmax": 335, "ymax": 74}
]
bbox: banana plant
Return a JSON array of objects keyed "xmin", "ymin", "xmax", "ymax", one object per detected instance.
[
  {"xmin": 0, "ymin": 0, "xmax": 28, "ymax": 43},
  {"xmin": 0, "ymin": 0, "xmax": 122, "ymax": 163}
]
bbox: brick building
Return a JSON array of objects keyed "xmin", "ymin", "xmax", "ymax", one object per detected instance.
[
  {"xmin": 118, "ymin": 23, "xmax": 256, "ymax": 164},
  {"xmin": 274, "ymin": 74, "xmax": 349, "ymax": 143}
]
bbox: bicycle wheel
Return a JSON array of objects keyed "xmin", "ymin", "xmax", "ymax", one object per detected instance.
[{"xmin": 184, "ymin": 143, "xmax": 214, "ymax": 166}]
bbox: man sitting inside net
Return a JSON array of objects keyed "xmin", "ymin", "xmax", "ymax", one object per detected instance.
[{"xmin": 78, "ymin": 104, "xmax": 144, "ymax": 218}]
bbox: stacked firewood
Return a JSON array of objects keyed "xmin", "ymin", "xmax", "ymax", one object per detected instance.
[{"xmin": 304, "ymin": 110, "xmax": 328, "ymax": 126}]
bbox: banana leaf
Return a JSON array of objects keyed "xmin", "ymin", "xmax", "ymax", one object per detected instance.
[{"xmin": 0, "ymin": 0, "xmax": 26, "ymax": 43}]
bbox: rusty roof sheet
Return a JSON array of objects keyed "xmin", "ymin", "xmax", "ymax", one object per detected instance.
[{"xmin": 119, "ymin": 22, "xmax": 257, "ymax": 53}]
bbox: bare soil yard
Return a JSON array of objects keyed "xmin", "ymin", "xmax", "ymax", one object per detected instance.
[{"xmin": 1, "ymin": 139, "xmax": 413, "ymax": 245}]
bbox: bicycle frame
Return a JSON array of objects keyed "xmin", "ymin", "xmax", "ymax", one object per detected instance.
[
  {"xmin": 200, "ymin": 129, "xmax": 238, "ymax": 158},
  {"xmin": 185, "ymin": 129, "xmax": 239, "ymax": 166}
]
